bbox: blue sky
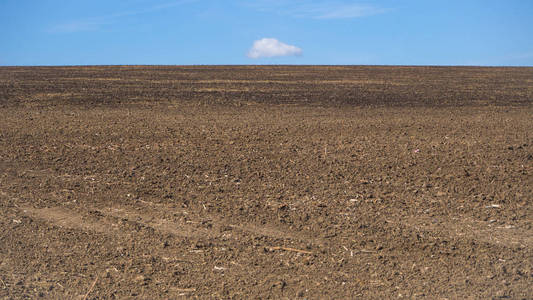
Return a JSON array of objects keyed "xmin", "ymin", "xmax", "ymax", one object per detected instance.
[{"xmin": 1, "ymin": 0, "xmax": 532, "ymax": 66}]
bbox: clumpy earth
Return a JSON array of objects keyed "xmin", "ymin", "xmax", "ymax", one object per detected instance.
[{"xmin": 0, "ymin": 66, "xmax": 532, "ymax": 299}]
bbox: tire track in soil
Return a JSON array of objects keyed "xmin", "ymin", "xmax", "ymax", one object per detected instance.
[
  {"xmin": 20, "ymin": 203, "xmax": 321, "ymax": 247},
  {"xmin": 21, "ymin": 206, "xmax": 115, "ymax": 235},
  {"xmin": 99, "ymin": 206, "xmax": 217, "ymax": 239},
  {"xmin": 99, "ymin": 203, "xmax": 323, "ymax": 246},
  {"xmin": 21, "ymin": 204, "xmax": 530, "ymax": 252}
]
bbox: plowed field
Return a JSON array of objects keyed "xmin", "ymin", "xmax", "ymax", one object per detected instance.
[{"xmin": 1, "ymin": 66, "xmax": 532, "ymax": 299}]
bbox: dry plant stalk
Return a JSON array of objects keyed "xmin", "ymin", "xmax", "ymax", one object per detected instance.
[
  {"xmin": 267, "ymin": 246, "xmax": 313, "ymax": 255},
  {"xmin": 173, "ymin": 288, "xmax": 196, "ymax": 292},
  {"xmin": 82, "ymin": 275, "xmax": 99, "ymax": 300}
]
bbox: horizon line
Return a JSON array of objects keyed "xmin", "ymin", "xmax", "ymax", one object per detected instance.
[{"xmin": 1, "ymin": 64, "xmax": 533, "ymax": 68}]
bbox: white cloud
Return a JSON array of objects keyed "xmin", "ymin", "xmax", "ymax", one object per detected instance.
[{"xmin": 247, "ymin": 38, "xmax": 302, "ymax": 59}]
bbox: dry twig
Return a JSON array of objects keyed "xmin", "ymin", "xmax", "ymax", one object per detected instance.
[
  {"xmin": 358, "ymin": 249, "xmax": 376, "ymax": 253},
  {"xmin": 172, "ymin": 287, "xmax": 196, "ymax": 293},
  {"xmin": 82, "ymin": 275, "xmax": 98, "ymax": 300},
  {"xmin": 267, "ymin": 246, "xmax": 313, "ymax": 255}
]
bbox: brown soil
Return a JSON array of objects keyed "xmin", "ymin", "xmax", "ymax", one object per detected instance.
[{"xmin": 0, "ymin": 66, "xmax": 532, "ymax": 299}]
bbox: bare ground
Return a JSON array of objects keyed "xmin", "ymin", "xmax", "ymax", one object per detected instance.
[{"xmin": 0, "ymin": 66, "xmax": 532, "ymax": 299}]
